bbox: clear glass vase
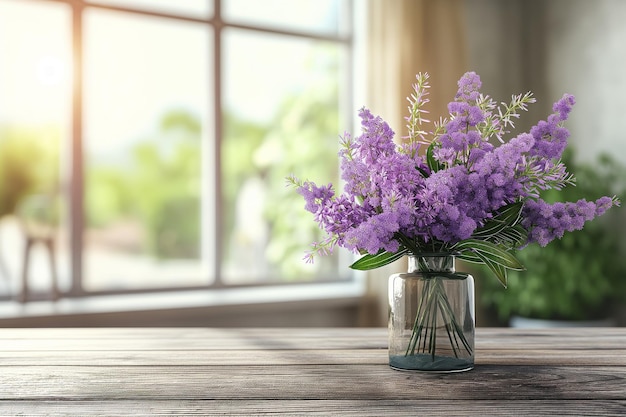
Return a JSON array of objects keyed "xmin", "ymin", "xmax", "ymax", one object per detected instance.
[{"xmin": 388, "ymin": 254, "xmax": 475, "ymax": 372}]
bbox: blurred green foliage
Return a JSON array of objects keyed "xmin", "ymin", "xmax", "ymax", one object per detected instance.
[
  {"xmin": 0, "ymin": 126, "xmax": 60, "ymax": 218},
  {"xmin": 221, "ymin": 47, "xmax": 345, "ymax": 280},
  {"xmin": 86, "ymin": 109, "xmax": 202, "ymax": 259},
  {"xmin": 262, "ymin": 84, "xmax": 343, "ymax": 279},
  {"xmin": 1, "ymin": 49, "xmax": 344, "ymax": 283},
  {"xmin": 222, "ymin": 77, "xmax": 343, "ymax": 279},
  {"xmin": 85, "ymin": 62, "xmax": 342, "ymax": 275},
  {"xmin": 85, "ymin": 74, "xmax": 341, "ymax": 269},
  {"xmin": 479, "ymin": 148, "xmax": 626, "ymax": 322}
]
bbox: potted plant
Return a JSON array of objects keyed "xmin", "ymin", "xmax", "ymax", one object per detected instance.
[
  {"xmin": 478, "ymin": 148, "xmax": 626, "ymax": 326},
  {"xmin": 288, "ymin": 71, "xmax": 619, "ymax": 371}
]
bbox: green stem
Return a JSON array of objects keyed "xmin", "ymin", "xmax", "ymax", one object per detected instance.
[
  {"xmin": 438, "ymin": 284, "xmax": 472, "ymax": 356},
  {"xmin": 404, "ymin": 276, "xmax": 473, "ymax": 360},
  {"xmin": 430, "ymin": 288, "xmax": 438, "ymax": 361}
]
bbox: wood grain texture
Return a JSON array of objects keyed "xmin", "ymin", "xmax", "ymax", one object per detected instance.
[
  {"xmin": 0, "ymin": 401, "xmax": 624, "ymax": 417},
  {"xmin": 0, "ymin": 327, "xmax": 623, "ymax": 416}
]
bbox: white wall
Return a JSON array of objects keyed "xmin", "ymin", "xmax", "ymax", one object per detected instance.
[
  {"xmin": 466, "ymin": 0, "xmax": 626, "ymax": 166},
  {"xmin": 545, "ymin": 0, "xmax": 626, "ymax": 166}
]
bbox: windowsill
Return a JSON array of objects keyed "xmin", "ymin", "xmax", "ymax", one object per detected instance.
[{"xmin": 0, "ymin": 279, "xmax": 367, "ymax": 327}]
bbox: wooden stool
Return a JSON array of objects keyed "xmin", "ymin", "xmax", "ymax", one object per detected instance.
[
  {"xmin": 18, "ymin": 234, "xmax": 59, "ymax": 303},
  {"xmin": 16, "ymin": 193, "xmax": 60, "ymax": 303}
]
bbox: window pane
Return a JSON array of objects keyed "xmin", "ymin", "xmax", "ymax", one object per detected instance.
[
  {"xmin": 222, "ymin": 29, "xmax": 350, "ymax": 284},
  {"xmin": 223, "ymin": 0, "xmax": 349, "ymax": 36},
  {"xmin": 83, "ymin": 9, "xmax": 212, "ymax": 291},
  {"xmin": 88, "ymin": 0, "xmax": 212, "ymax": 19},
  {"xmin": 0, "ymin": 0, "xmax": 71, "ymax": 299}
]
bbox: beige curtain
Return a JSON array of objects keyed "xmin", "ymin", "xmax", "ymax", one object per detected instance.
[{"xmin": 358, "ymin": 0, "xmax": 468, "ymax": 327}]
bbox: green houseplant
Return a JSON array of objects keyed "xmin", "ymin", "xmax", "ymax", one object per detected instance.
[{"xmin": 479, "ymin": 148, "xmax": 626, "ymax": 325}]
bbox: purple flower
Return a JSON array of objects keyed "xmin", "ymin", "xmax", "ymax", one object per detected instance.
[
  {"xmin": 528, "ymin": 95, "xmax": 576, "ymax": 160},
  {"xmin": 521, "ymin": 197, "xmax": 618, "ymax": 247},
  {"xmin": 296, "ymin": 181, "xmax": 334, "ymax": 214},
  {"xmin": 289, "ymin": 71, "xmax": 619, "ymax": 264},
  {"xmin": 455, "ymin": 72, "xmax": 482, "ymax": 102},
  {"xmin": 343, "ymin": 212, "xmax": 401, "ymax": 254},
  {"xmin": 355, "ymin": 108, "xmax": 396, "ymax": 164},
  {"xmin": 553, "ymin": 94, "xmax": 576, "ymax": 120}
]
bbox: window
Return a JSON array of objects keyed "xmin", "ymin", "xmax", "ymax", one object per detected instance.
[{"xmin": 0, "ymin": 0, "xmax": 355, "ymax": 301}]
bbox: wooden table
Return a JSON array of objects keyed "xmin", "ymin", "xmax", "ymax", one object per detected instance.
[{"xmin": 0, "ymin": 327, "xmax": 624, "ymax": 416}]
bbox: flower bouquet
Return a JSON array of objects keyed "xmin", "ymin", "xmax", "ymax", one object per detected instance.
[{"xmin": 288, "ymin": 72, "xmax": 619, "ymax": 371}]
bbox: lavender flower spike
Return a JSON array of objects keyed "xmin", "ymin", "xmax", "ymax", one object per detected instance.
[{"xmin": 287, "ymin": 71, "xmax": 619, "ymax": 286}]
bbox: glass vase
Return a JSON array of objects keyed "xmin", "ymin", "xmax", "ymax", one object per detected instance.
[{"xmin": 388, "ymin": 254, "xmax": 475, "ymax": 372}]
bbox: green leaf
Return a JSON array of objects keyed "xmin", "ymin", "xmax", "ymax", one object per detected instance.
[
  {"xmin": 458, "ymin": 247, "xmax": 509, "ymax": 286},
  {"xmin": 482, "ymin": 256, "xmax": 509, "ymax": 287},
  {"xmin": 496, "ymin": 201, "xmax": 524, "ymax": 224},
  {"xmin": 453, "ymin": 239, "xmax": 525, "ymax": 287},
  {"xmin": 454, "ymin": 239, "xmax": 524, "ymax": 269},
  {"xmin": 497, "ymin": 225, "xmax": 527, "ymax": 246},
  {"xmin": 350, "ymin": 248, "xmax": 408, "ymax": 270},
  {"xmin": 456, "ymin": 251, "xmax": 482, "ymax": 264},
  {"xmin": 393, "ymin": 233, "xmax": 423, "ymax": 256},
  {"xmin": 416, "ymin": 165, "xmax": 430, "ymax": 178},
  {"xmin": 471, "ymin": 202, "xmax": 523, "ymax": 240},
  {"xmin": 426, "ymin": 142, "xmax": 441, "ymax": 173}
]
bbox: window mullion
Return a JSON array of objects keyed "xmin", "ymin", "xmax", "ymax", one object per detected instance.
[
  {"xmin": 69, "ymin": 1, "xmax": 85, "ymax": 296},
  {"xmin": 211, "ymin": 0, "xmax": 224, "ymax": 287}
]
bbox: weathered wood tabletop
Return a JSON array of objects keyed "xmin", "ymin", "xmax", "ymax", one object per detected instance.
[{"xmin": 0, "ymin": 327, "xmax": 624, "ymax": 416}]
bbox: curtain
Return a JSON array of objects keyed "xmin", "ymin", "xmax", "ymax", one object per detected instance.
[{"xmin": 359, "ymin": 0, "xmax": 468, "ymax": 326}]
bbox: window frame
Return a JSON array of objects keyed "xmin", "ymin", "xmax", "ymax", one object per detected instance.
[{"xmin": 3, "ymin": 0, "xmax": 359, "ymax": 301}]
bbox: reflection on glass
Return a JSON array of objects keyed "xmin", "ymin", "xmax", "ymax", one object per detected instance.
[
  {"xmin": 0, "ymin": 0, "xmax": 71, "ymax": 300},
  {"xmin": 222, "ymin": 29, "xmax": 350, "ymax": 284},
  {"xmin": 83, "ymin": 9, "xmax": 211, "ymax": 291},
  {"xmin": 223, "ymin": 0, "xmax": 347, "ymax": 36},
  {"xmin": 88, "ymin": 0, "xmax": 212, "ymax": 19}
]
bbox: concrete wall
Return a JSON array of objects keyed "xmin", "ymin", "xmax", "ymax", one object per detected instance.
[
  {"xmin": 465, "ymin": 0, "xmax": 626, "ymax": 164},
  {"xmin": 545, "ymin": 0, "xmax": 626, "ymax": 165}
]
